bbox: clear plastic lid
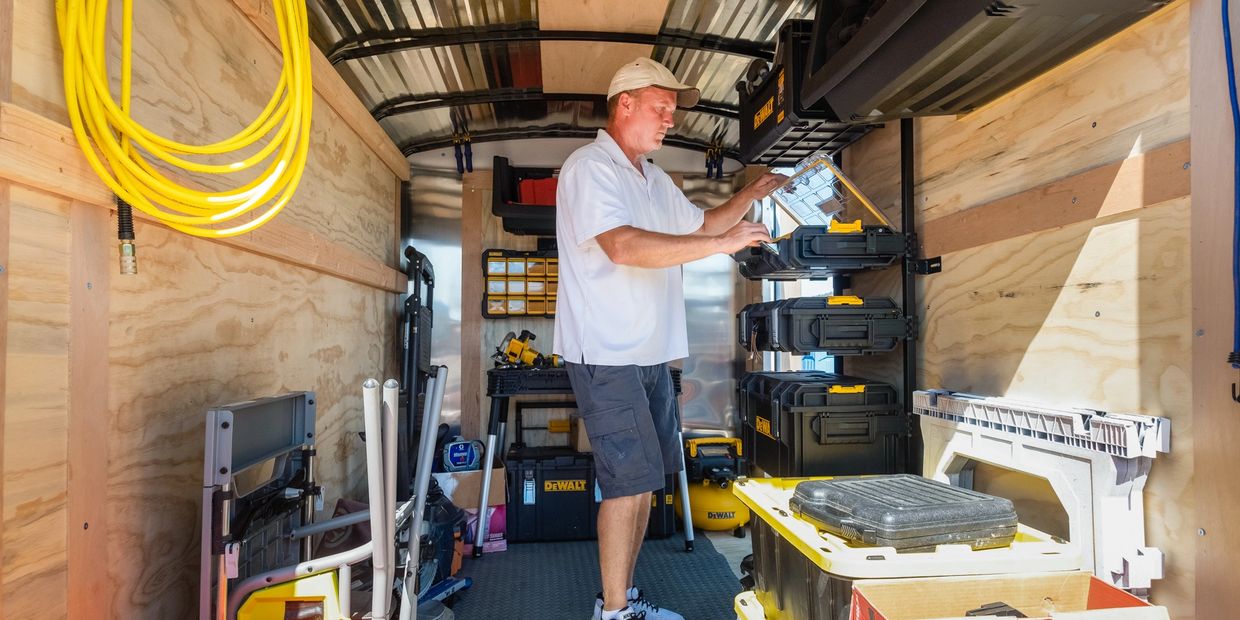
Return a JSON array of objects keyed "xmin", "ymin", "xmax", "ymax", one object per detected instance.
[{"xmin": 768, "ymin": 156, "xmax": 896, "ymax": 231}]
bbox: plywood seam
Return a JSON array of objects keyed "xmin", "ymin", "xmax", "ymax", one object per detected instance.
[
  {"xmin": 0, "ymin": 181, "xmax": 10, "ymax": 620},
  {"xmin": 921, "ymin": 139, "xmax": 1190, "ymax": 257},
  {"xmin": 225, "ymin": 0, "xmax": 409, "ymax": 180},
  {"xmin": 0, "ymin": 102, "xmax": 404, "ymax": 293}
]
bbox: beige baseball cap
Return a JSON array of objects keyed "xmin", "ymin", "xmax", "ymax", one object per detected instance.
[{"xmin": 607, "ymin": 57, "xmax": 700, "ymax": 109}]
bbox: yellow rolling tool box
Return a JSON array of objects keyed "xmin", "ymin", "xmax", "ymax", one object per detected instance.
[{"xmin": 732, "ymin": 477, "xmax": 1082, "ymax": 620}]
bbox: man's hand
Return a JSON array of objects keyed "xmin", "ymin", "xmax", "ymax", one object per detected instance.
[
  {"xmin": 741, "ymin": 171, "xmax": 789, "ymax": 201},
  {"xmin": 715, "ymin": 220, "xmax": 772, "ymax": 254}
]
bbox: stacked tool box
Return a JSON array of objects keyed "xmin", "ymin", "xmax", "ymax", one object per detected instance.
[{"xmin": 736, "ymin": 221, "xmax": 917, "ymax": 477}]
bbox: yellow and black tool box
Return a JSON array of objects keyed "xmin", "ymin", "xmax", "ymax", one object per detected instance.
[
  {"xmin": 740, "ymin": 371, "xmax": 905, "ymax": 477},
  {"xmin": 734, "ymin": 223, "xmax": 906, "ymax": 281},
  {"xmin": 738, "ymin": 295, "xmax": 912, "ymax": 355}
]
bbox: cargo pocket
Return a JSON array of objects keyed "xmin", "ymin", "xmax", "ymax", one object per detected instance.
[{"xmin": 584, "ymin": 405, "xmax": 646, "ymax": 481}]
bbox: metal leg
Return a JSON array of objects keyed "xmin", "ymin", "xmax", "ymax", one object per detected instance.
[
  {"xmin": 472, "ymin": 395, "xmax": 507, "ymax": 558},
  {"xmin": 676, "ymin": 431, "xmax": 695, "ymax": 552},
  {"xmin": 400, "ymin": 366, "xmax": 447, "ymax": 620}
]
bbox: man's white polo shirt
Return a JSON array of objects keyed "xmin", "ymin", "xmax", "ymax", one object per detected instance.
[{"xmin": 552, "ymin": 129, "xmax": 705, "ymax": 366}]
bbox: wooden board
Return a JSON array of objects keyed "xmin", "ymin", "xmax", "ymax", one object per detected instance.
[
  {"xmin": 541, "ymin": 42, "xmax": 655, "ymax": 95},
  {"xmin": 845, "ymin": 1, "xmax": 1190, "ymax": 223},
  {"xmin": 538, "ymin": 0, "xmax": 669, "ymax": 33},
  {"xmin": 0, "ymin": 102, "xmax": 403, "ymax": 293},
  {"xmin": 11, "ymin": 1, "xmax": 400, "ymax": 266},
  {"xmin": 104, "ymin": 219, "xmax": 394, "ymax": 618},
  {"xmin": 3, "ymin": 184, "xmax": 71, "ymax": 620},
  {"xmin": 67, "ymin": 202, "xmax": 111, "ymax": 619},
  {"xmin": 0, "ymin": 181, "xmax": 7, "ymax": 620},
  {"xmin": 1190, "ymin": 0, "xmax": 1239, "ymax": 616},
  {"xmin": 918, "ymin": 199, "xmax": 1193, "ymax": 615}
]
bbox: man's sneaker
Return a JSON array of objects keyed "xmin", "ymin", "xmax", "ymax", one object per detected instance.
[
  {"xmin": 597, "ymin": 606, "xmax": 646, "ymax": 620},
  {"xmin": 626, "ymin": 589, "xmax": 684, "ymax": 620}
]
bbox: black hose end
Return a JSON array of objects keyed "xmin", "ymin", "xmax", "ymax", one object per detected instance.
[
  {"xmin": 1229, "ymin": 351, "xmax": 1240, "ymax": 367},
  {"xmin": 115, "ymin": 196, "xmax": 135, "ymax": 241}
]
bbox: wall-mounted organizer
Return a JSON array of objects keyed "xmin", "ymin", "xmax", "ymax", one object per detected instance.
[
  {"xmin": 492, "ymin": 156, "xmax": 557, "ymax": 236},
  {"xmin": 736, "ymin": 120, "xmax": 940, "ymax": 478},
  {"xmin": 483, "ymin": 249, "xmax": 559, "ymax": 318}
]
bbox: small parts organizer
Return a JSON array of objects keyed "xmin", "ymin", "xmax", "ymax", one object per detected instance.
[{"xmin": 483, "ymin": 249, "xmax": 558, "ymax": 318}]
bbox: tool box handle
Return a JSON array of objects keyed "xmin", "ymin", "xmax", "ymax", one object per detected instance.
[
  {"xmin": 810, "ymin": 415, "xmax": 878, "ymax": 444},
  {"xmin": 814, "ymin": 318, "xmax": 876, "ymax": 349}
]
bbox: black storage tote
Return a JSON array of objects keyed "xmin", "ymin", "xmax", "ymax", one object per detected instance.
[
  {"xmin": 789, "ymin": 474, "xmax": 1018, "ymax": 551},
  {"xmin": 740, "ymin": 371, "xmax": 905, "ymax": 477},
  {"xmin": 506, "ymin": 449, "xmax": 596, "ymax": 542},
  {"xmin": 735, "ymin": 224, "xmax": 905, "ymax": 281},
  {"xmin": 738, "ymin": 295, "xmax": 910, "ymax": 355}
]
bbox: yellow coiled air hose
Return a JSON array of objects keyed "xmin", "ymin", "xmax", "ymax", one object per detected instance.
[{"xmin": 55, "ymin": 0, "xmax": 313, "ymax": 238}]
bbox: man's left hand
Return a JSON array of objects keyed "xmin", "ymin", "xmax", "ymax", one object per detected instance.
[{"xmin": 742, "ymin": 172, "xmax": 789, "ymax": 200}]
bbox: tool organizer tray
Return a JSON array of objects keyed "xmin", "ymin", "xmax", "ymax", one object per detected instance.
[
  {"xmin": 735, "ymin": 225, "xmax": 906, "ymax": 281},
  {"xmin": 739, "ymin": 295, "xmax": 911, "ymax": 355}
]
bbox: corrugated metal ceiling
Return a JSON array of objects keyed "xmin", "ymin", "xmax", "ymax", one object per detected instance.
[{"xmin": 307, "ymin": 0, "xmax": 818, "ymax": 161}]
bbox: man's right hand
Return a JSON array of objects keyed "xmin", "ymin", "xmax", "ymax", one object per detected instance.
[{"xmin": 715, "ymin": 220, "xmax": 772, "ymax": 254}]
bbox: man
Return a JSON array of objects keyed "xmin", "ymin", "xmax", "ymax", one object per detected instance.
[{"xmin": 553, "ymin": 57, "xmax": 785, "ymax": 620}]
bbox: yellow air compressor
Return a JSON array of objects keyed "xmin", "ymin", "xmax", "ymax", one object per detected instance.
[{"xmin": 674, "ymin": 437, "xmax": 750, "ymax": 534}]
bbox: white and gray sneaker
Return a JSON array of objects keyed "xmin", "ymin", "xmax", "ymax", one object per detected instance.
[
  {"xmin": 596, "ymin": 606, "xmax": 646, "ymax": 620},
  {"xmin": 593, "ymin": 588, "xmax": 683, "ymax": 620}
]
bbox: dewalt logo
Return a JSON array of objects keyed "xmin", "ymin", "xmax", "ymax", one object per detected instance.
[
  {"xmin": 708, "ymin": 512, "xmax": 736, "ymax": 520},
  {"xmin": 753, "ymin": 97, "xmax": 774, "ymax": 130},
  {"xmin": 545, "ymin": 479, "xmax": 586, "ymax": 492},
  {"xmin": 756, "ymin": 416, "xmax": 774, "ymax": 439}
]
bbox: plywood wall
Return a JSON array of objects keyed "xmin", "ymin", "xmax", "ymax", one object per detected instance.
[
  {"xmin": 0, "ymin": 1, "xmax": 407, "ymax": 618},
  {"xmin": 843, "ymin": 1, "xmax": 1194, "ymax": 616}
]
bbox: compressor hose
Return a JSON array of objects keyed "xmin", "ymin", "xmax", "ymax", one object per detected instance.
[{"xmin": 55, "ymin": 0, "xmax": 313, "ymax": 238}]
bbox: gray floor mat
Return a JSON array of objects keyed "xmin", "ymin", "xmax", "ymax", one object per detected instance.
[{"xmin": 448, "ymin": 534, "xmax": 741, "ymax": 619}]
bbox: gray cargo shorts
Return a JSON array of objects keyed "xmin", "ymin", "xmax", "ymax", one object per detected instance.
[{"xmin": 565, "ymin": 362, "xmax": 683, "ymax": 500}]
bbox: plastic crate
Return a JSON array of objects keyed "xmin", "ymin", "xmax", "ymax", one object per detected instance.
[
  {"xmin": 733, "ymin": 477, "xmax": 1081, "ymax": 620},
  {"xmin": 735, "ymin": 225, "xmax": 906, "ymax": 281},
  {"xmin": 740, "ymin": 371, "xmax": 905, "ymax": 477},
  {"xmin": 738, "ymin": 296, "xmax": 911, "ymax": 355}
]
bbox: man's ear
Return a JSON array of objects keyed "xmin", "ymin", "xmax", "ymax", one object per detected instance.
[{"xmin": 618, "ymin": 91, "xmax": 635, "ymax": 117}]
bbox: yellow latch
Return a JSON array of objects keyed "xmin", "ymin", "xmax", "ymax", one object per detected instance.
[
  {"xmin": 686, "ymin": 437, "xmax": 743, "ymax": 458},
  {"xmin": 828, "ymin": 219, "xmax": 863, "ymax": 234},
  {"xmin": 827, "ymin": 295, "xmax": 864, "ymax": 306},
  {"xmin": 548, "ymin": 419, "xmax": 572, "ymax": 433},
  {"xmin": 828, "ymin": 384, "xmax": 866, "ymax": 394}
]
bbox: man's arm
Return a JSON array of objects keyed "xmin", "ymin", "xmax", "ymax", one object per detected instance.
[
  {"xmin": 596, "ymin": 221, "xmax": 771, "ymax": 269},
  {"xmin": 699, "ymin": 172, "xmax": 788, "ymax": 236}
]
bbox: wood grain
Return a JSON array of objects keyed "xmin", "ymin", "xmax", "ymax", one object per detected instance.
[
  {"xmin": 0, "ymin": 181, "xmax": 9, "ymax": 620},
  {"xmin": 1190, "ymin": 0, "xmax": 1238, "ymax": 617},
  {"xmin": 0, "ymin": 102, "xmax": 403, "ymax": 293},
  {"xmin": 10, "ymin": 1, "xmax": 400, "ymax": 266},
  {"xmin": 920, "ymin": 139, "xmax": 1191, "ymax": 258},
  {"xmin": 541, "ymin": 42, "xmax": 655, "ymax": 95},
  {"xmin": 4, "ymin": 185, "xmax": 71, "ymax": 620},
  {"xmin": 67, "ymin": 202, "xmax": 111, "ymax": 619},
  {"xmin": 845, "ymin": 2, "xmax": 1190, "ymax": 223},
  {"xmin": 104, "ymin": 219, "xmax": 394, "ymax": 618},
  {"xmin": 0, "ymin": 0, "xmax": 12, "ymax": 103},
  {"xmin": 538, "ymin": 0, "xmax": 670, "ymax": 33},
  {"xmin": 226, "ymin": 0, "xmax": 409, "ymax": 180},
  {"xmin": 918, "ymin": 200, "xmax": 1193, "ymax": 614},
  {"xmin": 460, "ymin": 172, "xmax": 488, "ymax": 439}
]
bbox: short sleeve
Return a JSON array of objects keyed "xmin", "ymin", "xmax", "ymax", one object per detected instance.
[
  {"xmin": 558, "ymin": 158, "xmax": 634, "ymax": 248},
  {"xmin": 663, "ymin": 175, "xmax": 705, "ymax": 235}
]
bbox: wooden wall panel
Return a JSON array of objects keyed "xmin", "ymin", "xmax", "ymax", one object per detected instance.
[
  {"xmin": 104, "ymin": 219, "xmax": 393, "ymax": 618},
  {"xmin": 3, "ymin": 185, "xmax": 71, "ymax": 620},
  {"xmin": 1189, "ymin": 0, "xmax": 1240, "ymax": 616},
  {"xmin": 11, "ymin": 1, "xmax": 398, "ymax": 265},
  {"xmin": 846, "ymin": 2, "xmax": 1190, "ymax": 223},
  {"xmin": 841, "ymin": 3, "xmax": 1194, "ymax": 616}
]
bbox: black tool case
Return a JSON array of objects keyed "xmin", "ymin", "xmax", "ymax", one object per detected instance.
[
  {"xmin": 740, "ymin": 371, "xmax": 905, "ymax": 477},
  {"xmin": 506, "ymin": 448, "xmax": 597, "ymax": 542},
  {"xmin": 789, "ymin": 474, "xmax": 1019, "ymax": 551},
  {"xmin": 738, "ymin": 296, "xmax": 911, "ymax": 355},
  {"xmin": 735, "ymin": 225, "xmax": 906, "ymax": 281}
]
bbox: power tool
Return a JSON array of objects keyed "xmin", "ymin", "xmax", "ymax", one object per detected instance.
[{"xmin": 492, "ymin": 330, "xmax": 563, "ymax": 369}]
